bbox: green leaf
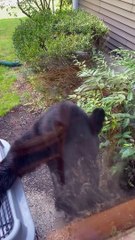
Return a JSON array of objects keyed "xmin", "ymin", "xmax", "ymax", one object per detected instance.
[
  {"xmin": 127, "ymin": 92, "xmax": 133, "ymax": 101},
  {"xmin": 122, "ymin": 118, "xmax": 130, "ymax": 128},
  {"xmin": 121, "ymin": 148, "xmax": 135, "ymax": 159},
  {"xmin": 122, "ymin": 132, "xmax": 132, "ymax": 139}
]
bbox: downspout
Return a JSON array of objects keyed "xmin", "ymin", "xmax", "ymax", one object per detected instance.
[{"xmin": 72, "ymin": 0, "xmax": 78, "ymax": 10}]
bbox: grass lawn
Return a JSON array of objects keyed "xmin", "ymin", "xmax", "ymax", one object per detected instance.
[
  {"xmin": 0, "ymin": 18, "xmax": 21, "ymax": 61},
  {"xmin": 0, "ymin": 18, "xmax": 21, "ymax": 116}
]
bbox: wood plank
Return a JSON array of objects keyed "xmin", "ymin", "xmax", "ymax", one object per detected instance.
[
  {"xmin": 105, "ymin": 41, "xmax": 118, "ymax": 50},
  {"xmin": 109, "ymin": 35, "xmax": 127, "ymax": 47},
  {"xmin": 100, "ymin": 2, "xmax": 135, "ymax": 21},
  {"xmin": 47, "ymin": 199, "xmax": 135, "ymax": 240},
  {"xmin": 132, "ymin": 5, "xmax": 135, "ymax": 13},
  {"xmin": 109, "ymin": 36, "xmax": 135, "ymax": 50},
  {"xmin": 79, "ymin": 4, "xmax": 102, "ymax": 18},
  {"xmin": 100, "ymin": 15, "xmax": 135, "ymax": 36},
  {"xmin": 80, "ymin": 1, "xmax": 100, "ymax": 13},
  {"xmin": 80, "ymin": 1, "xmax": 135, "ymax": 28},
  {"xmin": 105, "ymin": 23, "xmax": 135, "ymax": 43},
  {"xmin": 101, "ymin": 0, "xmax": 133, "ymax": 12},
  {"xmin": 79, "ymin": 0, "xmax": 135, "ymax": 50},
  {"xmin": 109, "ymin": 31, "xmax": 135, "ymax": 47},
  {"xmin": 105, "ymin": 40, "xmax": 131, "ymax": 50},
  {"xmin": 80, "ymin": 0, "xmax": 134, "ymax": 4},
  {"xmin": 121, "ymin": 0, "xmax": 134, "ymax": 4},
  {"xmin": 100, "ymin": 8, "xmax": 135, "ymax": 28},
  {"xmin": 84, "ymin": 0, "xmax": 100, "ymax": 5}
]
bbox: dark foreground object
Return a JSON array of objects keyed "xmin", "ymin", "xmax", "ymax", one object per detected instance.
[
  {"xmin": 0, "ymin": 101, "xmax": 105, "ymax": 218},
  {"xmin": 0, "ymin": 194, "xmax": 13, "ymax": 239}
]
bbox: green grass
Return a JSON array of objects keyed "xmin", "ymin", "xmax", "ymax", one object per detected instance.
[
  {"xmin": 0, "ymin": 66, "xmax": 20, "ymax": 115},
  {"xmin": 0, "ymin": 18, "xmax": 21, "ymax": 61},
  {"xmin": 0, "ymin": 18, "xmax": 21, "ymax": 116}
]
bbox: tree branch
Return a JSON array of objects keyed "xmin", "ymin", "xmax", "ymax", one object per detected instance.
[
  {"xmin": 17, "ymin": 0, "xmax": 32, "ymax": 18},
  {"xmin": 33, "ymin": 0, "xmax": 43, "ymax": 11},
  {"xmin": 59, "ymin": 0, "xmax": 63, "ymax": 10},
  {"xmin": 40, "ymin": 0, "xmax": 45, "ymax": 10}
]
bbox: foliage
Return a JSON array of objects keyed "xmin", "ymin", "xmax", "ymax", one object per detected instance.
[
  {"xmin": 70, "ymin": 49, "xmax": 135, "ymax": 186},
  {"xmin": 17, "ymin": 0, "xmax": 71, "ymax": 18},
  {"xmin": 13, "ymin": 9, "xmax": 108, "ymax": 67}
]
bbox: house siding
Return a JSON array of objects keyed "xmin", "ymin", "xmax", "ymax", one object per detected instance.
[{"xmin": 79, "ymin": 0, "xmax": 135, "ymax": 50}]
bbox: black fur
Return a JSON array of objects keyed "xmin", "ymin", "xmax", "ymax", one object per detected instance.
[{"xmin": 0, "ymin": 101, "xmax": 105, "ymax": 217}]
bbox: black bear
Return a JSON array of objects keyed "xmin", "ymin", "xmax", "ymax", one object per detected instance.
[{"xmin": 0, "ymin": 101, "xmax": 105, "ymax": 218}]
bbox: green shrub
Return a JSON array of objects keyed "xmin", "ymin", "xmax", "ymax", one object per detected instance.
[
  {"xmin": 70, "ymin": 49, "xmax": 135, "ymax": 186},
  {"xmin": 13, "ymin": 9, "xmax": 108, "ymax": 67}
]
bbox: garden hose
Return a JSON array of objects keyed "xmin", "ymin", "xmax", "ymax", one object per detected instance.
[{"xmin": 0, "ymin": 60, "xmax": 22, "ymax": 67}]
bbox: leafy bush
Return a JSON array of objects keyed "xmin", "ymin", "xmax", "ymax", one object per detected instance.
[
  {"xmin": 13, "ymin": 9, "xmax": 108, "ymax": 67},
  {"xmin": 70, "ymin": 49, "xmax": 135, "ymax": 187}
]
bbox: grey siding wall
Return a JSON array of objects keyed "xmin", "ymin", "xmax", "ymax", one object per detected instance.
[{"xmin": 79, "ymin": 0, "xmax": 135, "ymax": 50}]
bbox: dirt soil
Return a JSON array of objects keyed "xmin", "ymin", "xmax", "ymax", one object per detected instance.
[{"xmin": 27, "ymin": 64, "xmax": 82, "ymax": 107}]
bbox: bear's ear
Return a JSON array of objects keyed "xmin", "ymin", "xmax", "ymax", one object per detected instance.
[{"xmin": 89, "ymin": 108, "xmax": 105, "ymax": 135}]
